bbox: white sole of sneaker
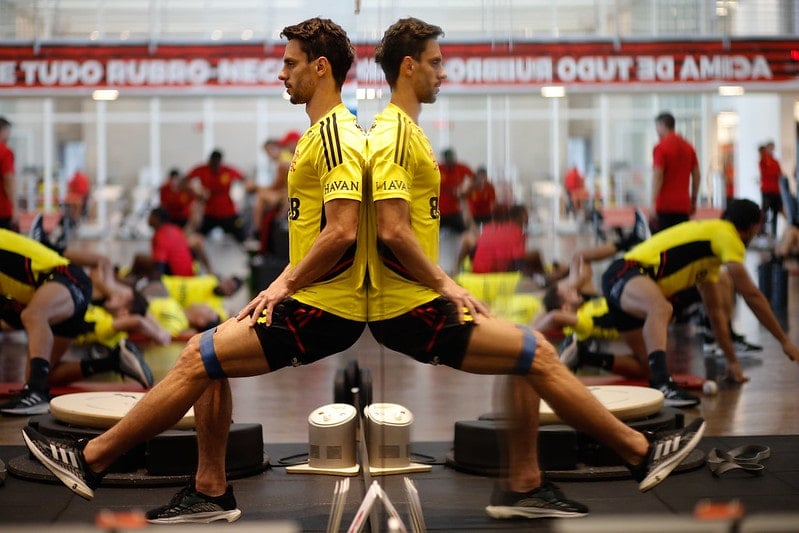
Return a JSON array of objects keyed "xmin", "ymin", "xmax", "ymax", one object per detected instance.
[
  {"xmin": 21, "ymin": 430, "xmax": 94, "ymax": 500},
  {"xmin": 0, "ymin": 404, "xmax": 50, "ymax": 416},
  {"xmin": 485, "ymin": 505, "xmax": 587, "ymax": 519},
  {"xmin": 639, "ymin": 420, "xmax": 706, "ymax": 492},
  {"xmin": 147, "ymin": 509, "xmax": 242, "ymax": 524}
]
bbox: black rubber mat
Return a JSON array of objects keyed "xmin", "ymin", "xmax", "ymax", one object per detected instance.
[{"xmin": 1, "ymin": 436, "xmax": 797, "ymax": 531}]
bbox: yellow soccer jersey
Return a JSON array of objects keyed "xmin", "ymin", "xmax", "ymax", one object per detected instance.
[
  {"xmin": 284, "ymin": 103, "xmax": 367, "ymax": 321},
  {"xmin": 148, "ymin": 296, "xmax": 190, "ymax": 337},
  {"xmin": 565, "ymin": 297, "xmax": 620, "ymax": 342},
  {"xmin": 161, "ymin": 274, "xmax": 228, "ymax": 321},
  {"xmin": 624, "ymin": 219, "xmax": 744, "ymax": 298},
  {"xmin": 0, "ymin": 228, "xmax": 71, "ymax": 304},
  {"xmin": 365, "ymin": 103, "xmax": 441, "ymax": 320},
  {"xmin": 73, "ymin": 305, "xmax": 126, "ymax": 348}
]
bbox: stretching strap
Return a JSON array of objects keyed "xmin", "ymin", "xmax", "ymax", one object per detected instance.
[
  {"xmin": 513, "ymin": 327, "xmax": 537, "ymax": 375},
  {"xmin": 200, "ymin": 328, "xmax": 226, "ymax": 379}
]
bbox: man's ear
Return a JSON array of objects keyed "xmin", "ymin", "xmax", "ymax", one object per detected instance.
[
  {"xmin": 402, "ymin": 56, "xmax": 415, "ymax": 76},
  {"xmin": 316, "ymin": 57, "xmax": 328, "ymax": 76}
]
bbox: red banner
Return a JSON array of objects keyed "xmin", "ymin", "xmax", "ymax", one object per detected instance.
[{"xmin": 0, "ymin": 39, "xmax": 796, "ymax": 94}]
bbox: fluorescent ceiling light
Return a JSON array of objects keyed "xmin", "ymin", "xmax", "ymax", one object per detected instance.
[
  {"xmin": 541, "ymin": 86, "xmax": 565, "ymax": 98},
  {"xmin": 718, "ymin": 85, "xmax": 744, "ymax": 96},
  {"xmin": 92, "ymin": 89, "xmax": 119, "ymax": 101}
]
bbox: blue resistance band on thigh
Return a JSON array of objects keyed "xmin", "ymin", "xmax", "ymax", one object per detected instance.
[
  {"xmin": 513, "ymin": 327, "xmax": 537, "ymax": 375},
  {"xmin": 200, "ymin": 328, "xmax": 227, "ymax": 379}
]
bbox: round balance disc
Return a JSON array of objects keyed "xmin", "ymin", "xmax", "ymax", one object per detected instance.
[
  {"xmin": 50, "ymin": 391, "xmax": 195, "ymax": 430},
  {"xmin": 539, "ymin": 385, "xmax": 664, "ymax": 425}
]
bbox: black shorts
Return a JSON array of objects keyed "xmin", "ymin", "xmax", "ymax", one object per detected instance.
[
  {"xmin": 0, "ymin": 263, "xmax": 92, "ymax": 338},
  {"xmin": 200, "ymin": 214, "xmax": 245, "ymax": 242},
  {"xmin": 600, "ymin": 258, "xmax": 647, "ymax": 332},
  {"xmin": 439, "ymin": 213, "xmax": 466, "ymax": 234},
  {"xmin": 253, "ymin": 298, "xmax": 365, "ymax": 371},
  {"xmin": 367, "ymin": 297, "xmax": 475, "ymax": 368}
]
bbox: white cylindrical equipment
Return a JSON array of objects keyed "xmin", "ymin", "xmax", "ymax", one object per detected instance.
[
  {"xmin": 364, "ymin": 403, "xmax": 413, "ymax": 469},
  {"xmin": 307, "ymin": 403, "xmax": 357, "ymax": 469}
]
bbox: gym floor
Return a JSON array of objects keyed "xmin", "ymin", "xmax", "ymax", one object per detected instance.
[{"xmin": 1, "ymin": 226, "xmax": 799, "ymax": 529}]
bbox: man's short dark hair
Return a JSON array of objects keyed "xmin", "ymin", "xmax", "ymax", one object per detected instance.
[
  {"xmin": 375, "ymin": 18, "xmax": 444, "ymax": 88},
  {"xmin": 150, "ymin": 207, "xmax": 170, "ymax": 224},
  {"xmin": 281, "ymin": 17, "xmax": 355, "ymax": 89},
  {"xmin": 0, "ymin": 117, "xmax": 10, "ymax": 129},
  {"xmin": 655, "ymin": 112, "xmax": 675, "ymax": 130},
  {"xmin": 722, "ymin": 198, "xmax": 762, "ymax": 231},
  {"xmin": 542, "ymin": 285, "xmax": 563, "ymax": 312},
  {"xmin": 129, "ymin": 289, "xmax": 150, "ymax": 316}
]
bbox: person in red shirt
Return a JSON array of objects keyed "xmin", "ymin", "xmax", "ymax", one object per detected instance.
[
  {"xmin": 651, "ymin": 112, "xmax": 700, "ymax": 233},
  {"xmin": 438, "ymin": 147, "xmax": 474, "ymax": 234},
  {"xmin": 186, "ymin": 149, "xmax": 255, "ymax": 243},
  {"xmin": 467, "ymin": 166, "xmax": 496, "ymax": 225},
  {"xmin": 0, "ymin": 117, "xmax": 17, "ymax": 231},
  {"xmin": 65, "ymin": 169, "xmax": 91, "ymax": 225},
  {"xmin": 130, "ymin": 208, "xmax": 196, "ymax": 279},
  {"xmin": 564, "ymin": 165, "xmax": 589, "ymax": 216},
  {"xmin": 759, "ymin": 141, "xmax": 784, "ymax": 239},
  {"xmin": 471, "ymin": 205, "xmax": 566, "ymax": 284},
  {"xmin": 159, "ymin": 168, "xmax": 200, "ymax": 229}
]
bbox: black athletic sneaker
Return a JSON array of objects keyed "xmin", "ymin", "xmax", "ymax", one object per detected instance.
[
  {"xmin": 0, "ymin": 384, "xmax": 50, "ymax": 416},
  {"xmin": 114, "ymin": 339, "xmax": 154, "ymax": 388},
  {"xmin": 146, "ymin": 483, "xmax": 242, "ymax": 524},
  {"xmin": 27, "ymin": 213, "xmax": 45, "ymax": 242},
  {"xmin": 486, "ymin": 481, "xmax": 588, "ymax": 519},
  {"xmin": 653, "ymin": 379, "xmax": 700, "ymax": 408},
  {"xmin": 560, "ymin": 334, "xmax": 588, "ymax": 372},
  {"xmin": 21, "ymin": 426, "xmax": 104, "ymax": 500},
  {"xmin": 632, "ymin": 208, "xmax": 651, "ymax": 245},
  {"xmin": 628, "ymin": 417, "xmax": 706, "ymax": 492},
  {"xmin": 731, "ymin": 334, "xmax": 763, "ymax": 353}
]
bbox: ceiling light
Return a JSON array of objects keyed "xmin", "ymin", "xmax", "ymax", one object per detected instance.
[
  {"xmin": 541, "ymin": 86, "xmax": 565, "ymax": 98},
  {"xmin": 718, "ymin": 85, "xmax": 744, "ymax": 96},
  {"xmin": 92, "ymin": 89, "xmax": 119, "ymax": 101}
]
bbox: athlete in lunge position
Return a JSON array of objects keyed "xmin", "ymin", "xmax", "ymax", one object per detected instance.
[
  {"xmin": 23, "ymin": 16, "xmax": 708, "ymax": 524},
  {"xmin": 22, "ymin": 17, "xmax": 368, "ymax": 523},
  {"xmin": 364, "ymin": 17, "xmax": 705, "ymax": 520}
]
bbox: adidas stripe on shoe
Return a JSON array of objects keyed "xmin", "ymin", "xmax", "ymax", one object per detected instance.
[
  {"xmin": 630, "ymin": 418, "xmax": 706, "ymax": 492},
  {"xmin": 21, "ymin": 426, "xmax": 102, "ymax": 500}
]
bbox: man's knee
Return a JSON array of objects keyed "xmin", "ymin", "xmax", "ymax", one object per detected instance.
[{"xmin": 173, "ymin": 333, "xmax": 212, "ymax": 378}]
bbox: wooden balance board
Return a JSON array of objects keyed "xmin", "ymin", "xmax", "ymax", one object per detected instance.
[
  {"xmin": 539, "ymin": 385, "xmax": 664, "ymax": 425},
  {"xmin": 50, "ymin": 392, "xmax": 195, "ymax": 430}
]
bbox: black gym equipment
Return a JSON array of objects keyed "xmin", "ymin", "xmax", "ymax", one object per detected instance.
[
  {"xmin": 10, "ymin": 415, "xmax": 268, "ymax": 487},
  {"xmin": 446, "ymin": 407, "xmax": 705, "ymax": 480},
  {"xmin": 333, "ymin": 359, "xmax": 372, "ymax": 412}
]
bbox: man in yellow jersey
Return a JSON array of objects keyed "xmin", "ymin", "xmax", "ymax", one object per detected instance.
[
  {"xmin": 365, "ymin": 17, "xmax": 706, "ymax": 520},
  {"xmin": 602, "ymin": 198, "xmax": 799, "ymax": 393},
  {"xmin": 23, "ymin": 18, "xmax": 367, "ymax": 524},
  {"xmin": 0, "ymin": 229, "xmax": 94, "ymax": 415}
]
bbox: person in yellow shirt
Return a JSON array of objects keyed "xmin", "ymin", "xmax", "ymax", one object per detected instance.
[
  {"xmin": 0, "ymin": 229, "xmax": 93, "ymax": 415},
  {"xmin": 23, "ymin": 18, "xmax": 368, "ymax": 524},
  {"xmin": 364, "ymin": 17, "xmax": 705, "ymax": 520},
  {"xmin": 601, "ymin": 198, "xmax": 799, "ymax": 394}
]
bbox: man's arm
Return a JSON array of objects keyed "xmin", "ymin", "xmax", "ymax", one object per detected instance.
[
  {"xmin": 238, "ymin": 197, "xmax": 360, "ymax": 325},
  {"xmin": 111, "ymin": 314, "xmax": 171, "ymax": 346},
  {"xmin": 2, "ymin": 170, "xmax": 15, "ymax": 225},
  {"xmin": 531, "ymin": 309, "xmax": 577, "ymax": 334},
  {"xmin": 690, "ymin": 164, "xmax": 700, "ymax": 214},
  {"xmin": 726, "ymin": 261, "xmax": 799, "ymax": 362},
  {"xmin": 651, "ymin": 167, "xmax": 663, "ymax": 207},
  {"xmin": 697, "ymin": 279, "xmax": 746, "ymax": 383},
  {"xmin": 375, "ymin": 197, "xmax": 488, "ymax": 323}
]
